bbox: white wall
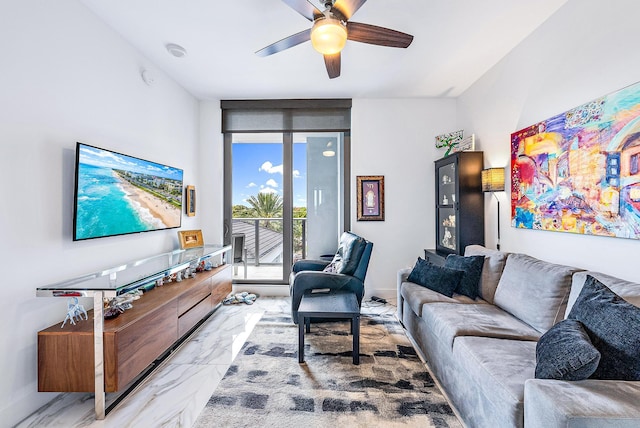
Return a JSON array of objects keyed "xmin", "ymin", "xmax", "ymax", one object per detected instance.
[
  {"xmin": 351, "ymin": 98, "xmax": 458, "ymax": 299},
  {"xmin": 0, "ymin": 2, "xmax": 203, "ymax": 425},
  {"xmin": 457, "ymin": 0, "xmax": 640, "ymax": 282},
  {"xmin": 198, "ymin": 100, "xmax": 224, "ymax": 246}
]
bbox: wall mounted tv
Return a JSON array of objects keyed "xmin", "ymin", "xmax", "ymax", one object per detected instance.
[{"xmin": 73, "ymin": 142, "xmax": 184, "ymax": 241}]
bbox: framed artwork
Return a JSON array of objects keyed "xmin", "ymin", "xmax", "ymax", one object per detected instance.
[
  {"xmin": 178, "ymin": 229, "xmax": 204, "ymax": 249},
  {"xmin": 511, "ymin": 80, "xmax": 640, "ymax": 240},
  {"xmin": 435, "ymin": 130, "xmax": 464, "ymax": 156},
  {"xmin": 357, "ymin": 176, "xmax": 385, "ymax": 221},
  {"xmin": 186, "ymin": 185, "xmax": 196, "ymax": 217}
]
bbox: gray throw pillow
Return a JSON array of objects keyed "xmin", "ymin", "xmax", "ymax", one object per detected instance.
[
  {"xmin": 407, "ymin": 257, "xmax": 463, "ymax": 298},
  {"xmin": 535, "ymin": 319, "xmax": 600, "ymax": 380},
  {"xmin": 445, "ymin": 254, "xmax": 484, "ymax": 300},
  {"xmin": 322, "ymin": 261, "xmax": 338, "ymax": 273},
  {"xmin": 568, "ymin": 275, "xmax": 640, "ymax": 380}
]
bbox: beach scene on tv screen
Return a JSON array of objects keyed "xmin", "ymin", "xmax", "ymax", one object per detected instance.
[{"xmin": 75, "ymin": 144, "xmax": 183, "ymax": 240}]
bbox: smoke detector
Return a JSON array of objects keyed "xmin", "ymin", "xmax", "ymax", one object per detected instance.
[{"xmin": 165, "ymin": 43, "xmax": 187, "ymax": 58}]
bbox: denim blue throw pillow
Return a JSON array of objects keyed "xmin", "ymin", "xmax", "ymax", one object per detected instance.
[
  {"xmin": 407, "ymin": 257, "xmax": 463, "ymax": 298},
  {"xmin": 535, "ymin": 319, "xmax": 600, "ymax": 380},
  {"xmin": 568, "ymin": 275, "xmax": 640, "ymax": 380},
  {"xmin": 445, "ymin": 254, "xmax": 485, "ymax": 299}
]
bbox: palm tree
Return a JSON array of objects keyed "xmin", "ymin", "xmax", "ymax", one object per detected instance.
[{"xmin": 247, "ymin": 192, "xmax": 283, "ymax": 230}]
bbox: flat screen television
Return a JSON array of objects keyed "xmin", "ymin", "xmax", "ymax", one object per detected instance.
[{"xmin": 73, "ymin": 142, "xmax": 184, "ymax": 241}]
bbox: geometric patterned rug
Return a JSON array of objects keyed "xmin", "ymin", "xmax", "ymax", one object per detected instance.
[{"xmin": 194, "ymin": 309, "xmax": 461, "ymax": 428}]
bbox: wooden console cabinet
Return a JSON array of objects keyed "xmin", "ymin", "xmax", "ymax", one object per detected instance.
[
  {"xmin": 38, "ymin": 265, "xmax": 231, "ymax": 393},
  {"xmin": 36, "ymin": 244, "xmax": 231, "ymax": 418}
]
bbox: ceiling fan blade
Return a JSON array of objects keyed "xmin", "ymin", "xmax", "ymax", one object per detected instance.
[
  {"xmin": 256, "ymin": 29, "xmax": 311, "ymax": 57},
  {"xmin": 324, "ymin": 52, "xmax": 341, "ymax": 79},
  {"xmin": 347, "ymin": 22, "xmax": 413, "ymax": 48},
  {"xmin": 282, "ymin": 0, "xmax": 323, "ymax": 21},
  {"xmin": 332, "ymin": 0, "xmax": 367, "ymax": 21}
]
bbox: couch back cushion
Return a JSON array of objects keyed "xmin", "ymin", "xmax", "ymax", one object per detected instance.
[
  {"xmin": 493, "ymin": 253, "xmax": 580, "ymax": 333},
  {"xmin": 565, "ymin": 271, "xmax": 640, "ymax": 318},
  {"xmin": 464, "ymin": 245, "xmax": 508, "ymax": 303}
]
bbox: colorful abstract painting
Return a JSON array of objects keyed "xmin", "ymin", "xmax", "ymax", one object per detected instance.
[{"xmin": 511, "ymin": 81, "xmax": 640, "ymax": 239}]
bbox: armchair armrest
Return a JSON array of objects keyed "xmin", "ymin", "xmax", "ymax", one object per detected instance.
[
  {"xmin": 292, "ymin": 259, "xmax": 330, "ymax": 273},
  {"xmin": 524, "ymin": 379, "xmax": 640, "ymax": 428}
]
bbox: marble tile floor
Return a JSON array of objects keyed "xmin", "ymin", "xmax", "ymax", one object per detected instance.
[{"xmin": 16, "ymin": 296, "xmax": 397, "ymax": 428}]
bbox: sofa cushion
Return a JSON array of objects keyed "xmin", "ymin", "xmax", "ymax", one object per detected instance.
[
  {"xmin": 407, "ymin": 257, "xmax": 463, "ymax": 298},
  {"xmin": 568, "ymin": 275, "xmax": 640, "ymax": 380},
  {"xmin": 525, "ymin": 379, "xmax": 640, "ymax": 428},
  {"xmin": 445, "ymin": 254, "xmax": 484, "ymax": 300},
  {"xmin": 493, "ymin": 253, "xmax": 579, "ymax": 333},
  {"xmin": 421, "ymin": 302, "xmax": 541, "ymax": 349},
  {"xmin": 535, "ymin": 319, "xmax": 600, "ymax": 380},
  {"xmin": 453, "ymin": 336, "xmax": 537, "ymax": 427},
  {"xmin": 565, "ymin": 270, "xmax": 640, "ymax": 318},
  {"xmin": 464, "ymin": 245, "xmax": 508, "ymax": 304},
  {"xmin": 400, "ymin": 281, "xmax": 484, "ymax": 317}
]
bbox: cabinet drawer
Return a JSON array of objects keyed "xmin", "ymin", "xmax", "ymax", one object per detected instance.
[
  {"xmin": 105, "ymin": 300, "xmax": 178, "ymax": 391},
  {"xmin": 178, "ymin": 278, "xmax": 211, "ymax": 315},
  {"xmin": 38, "ymin": 331, "xmax": 94, "ymax": 392},
  {"xmin": 178, "ymin": 296, "xmax": 212, "ymax": 337}
]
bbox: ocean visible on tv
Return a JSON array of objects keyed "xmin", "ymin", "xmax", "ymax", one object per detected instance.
[{"xmin": 75, "ymin": 163, "xmax": 180, "ymax": 240}]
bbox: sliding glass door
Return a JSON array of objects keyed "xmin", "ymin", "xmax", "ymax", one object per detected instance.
[
  {"xmin": 221, "ymin": 99, "xmax": 351, "ymax": 284},
  {"xmin": 226, "ymin": 131, "xmax": 347, "ymax": 283}
]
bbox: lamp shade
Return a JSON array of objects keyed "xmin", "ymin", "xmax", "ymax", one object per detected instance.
[
  {"xmin": 311, "ymin": 17, "xmax": 348, "ymax": 55},
  {"xmin": 481, "ymin": 168, "xmax": 505, "ymax": 192}
]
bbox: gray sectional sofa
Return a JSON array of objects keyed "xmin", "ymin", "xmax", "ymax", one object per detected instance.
[{"xmin": 397, "ymin": 245, "xmax": 640, "ymax": 428}]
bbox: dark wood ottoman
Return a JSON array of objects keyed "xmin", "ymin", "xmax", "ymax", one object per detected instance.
[{"xmin": 297, "ymin": 291, "xmax": 360, "ymax": 365}]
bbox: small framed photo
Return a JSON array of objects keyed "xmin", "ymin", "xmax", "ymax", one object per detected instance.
[
  {"xmin": 186, "ymin": 185, "xmax": 196, "ymax": 217},
  {"xmin": 178, "ymin": 229, "xmax": 204, "ymax": 249},
  {"xmin": 357, "ymin": 176, "xmax": 385, "ymax": 221}
]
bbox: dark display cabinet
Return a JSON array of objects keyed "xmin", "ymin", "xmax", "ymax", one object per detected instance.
[{"xmin": 435, "ymin": 151, "xmax": 485, "ymax": 255}]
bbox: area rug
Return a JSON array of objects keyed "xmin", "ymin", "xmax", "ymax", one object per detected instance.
[{"xmin": 194, "ymin": 310, "xmax": 461, "ymax": 428}]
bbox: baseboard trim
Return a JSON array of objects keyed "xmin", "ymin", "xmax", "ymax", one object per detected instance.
[{"xmin": 232, "ymin": 284, "xmax": 290, "ymax": 297}]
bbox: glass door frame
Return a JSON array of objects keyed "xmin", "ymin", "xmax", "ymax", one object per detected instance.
[{"xmin": 223, "ymin": 131, "xmax": 351, "ymax": 284}]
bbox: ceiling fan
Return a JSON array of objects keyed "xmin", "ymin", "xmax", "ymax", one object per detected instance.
[{"xmin": 256, "ymin": 0, "xmax": 414, "ymax": 79}]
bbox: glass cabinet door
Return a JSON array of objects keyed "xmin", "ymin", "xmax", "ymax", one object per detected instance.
[{"xmin": 437, "ymin": 161, "xmax": 457, "ymax": 252}]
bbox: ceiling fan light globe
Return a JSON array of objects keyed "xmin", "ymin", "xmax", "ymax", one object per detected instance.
[{"xmin": 311, "ymin": 18, "xmax": 347, "ymax": 55}]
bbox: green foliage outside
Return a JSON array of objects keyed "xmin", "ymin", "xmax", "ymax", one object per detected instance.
[{"xmin": 233, "ymin": 193, "xmax": 307, "ymax": 257}]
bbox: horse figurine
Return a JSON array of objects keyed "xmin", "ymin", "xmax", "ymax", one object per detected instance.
[{"xmin": 61, "ymin": 297, "xmax": 88, "ymax": 328}]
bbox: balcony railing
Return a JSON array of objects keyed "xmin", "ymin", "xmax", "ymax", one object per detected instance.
[{"xmin": 231, "ymin": 217, "xmax": 307, "ymax": 266}]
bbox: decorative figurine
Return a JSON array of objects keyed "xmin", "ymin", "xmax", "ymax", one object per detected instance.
[
  {"xmin": 443, "ymin": 195, "xmax": 449, "ymax": 205},
  {"xmin": 61, "ymin": 297, "xmax": 88, "ymax": 328},
  {"xmin": 175, "ymin": 271, "xmax": 183, "ymax": 282},
  {"xmin": 442, "ymin": 228, "xmax": 453, "ymax": 249}
]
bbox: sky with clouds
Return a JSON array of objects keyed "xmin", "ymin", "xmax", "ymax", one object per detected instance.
[
  {"xmin": 78, "ymin": 143, "xmax": 183, "ymax": 180},
  {"xmin": 232, "ymin": 142, "xmax": 307, "ymax": 207}
]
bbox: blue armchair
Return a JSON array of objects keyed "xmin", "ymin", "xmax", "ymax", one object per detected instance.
[{"xmin": 289, "ymin": 232, "xmax": 373, "ymax": 323}]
